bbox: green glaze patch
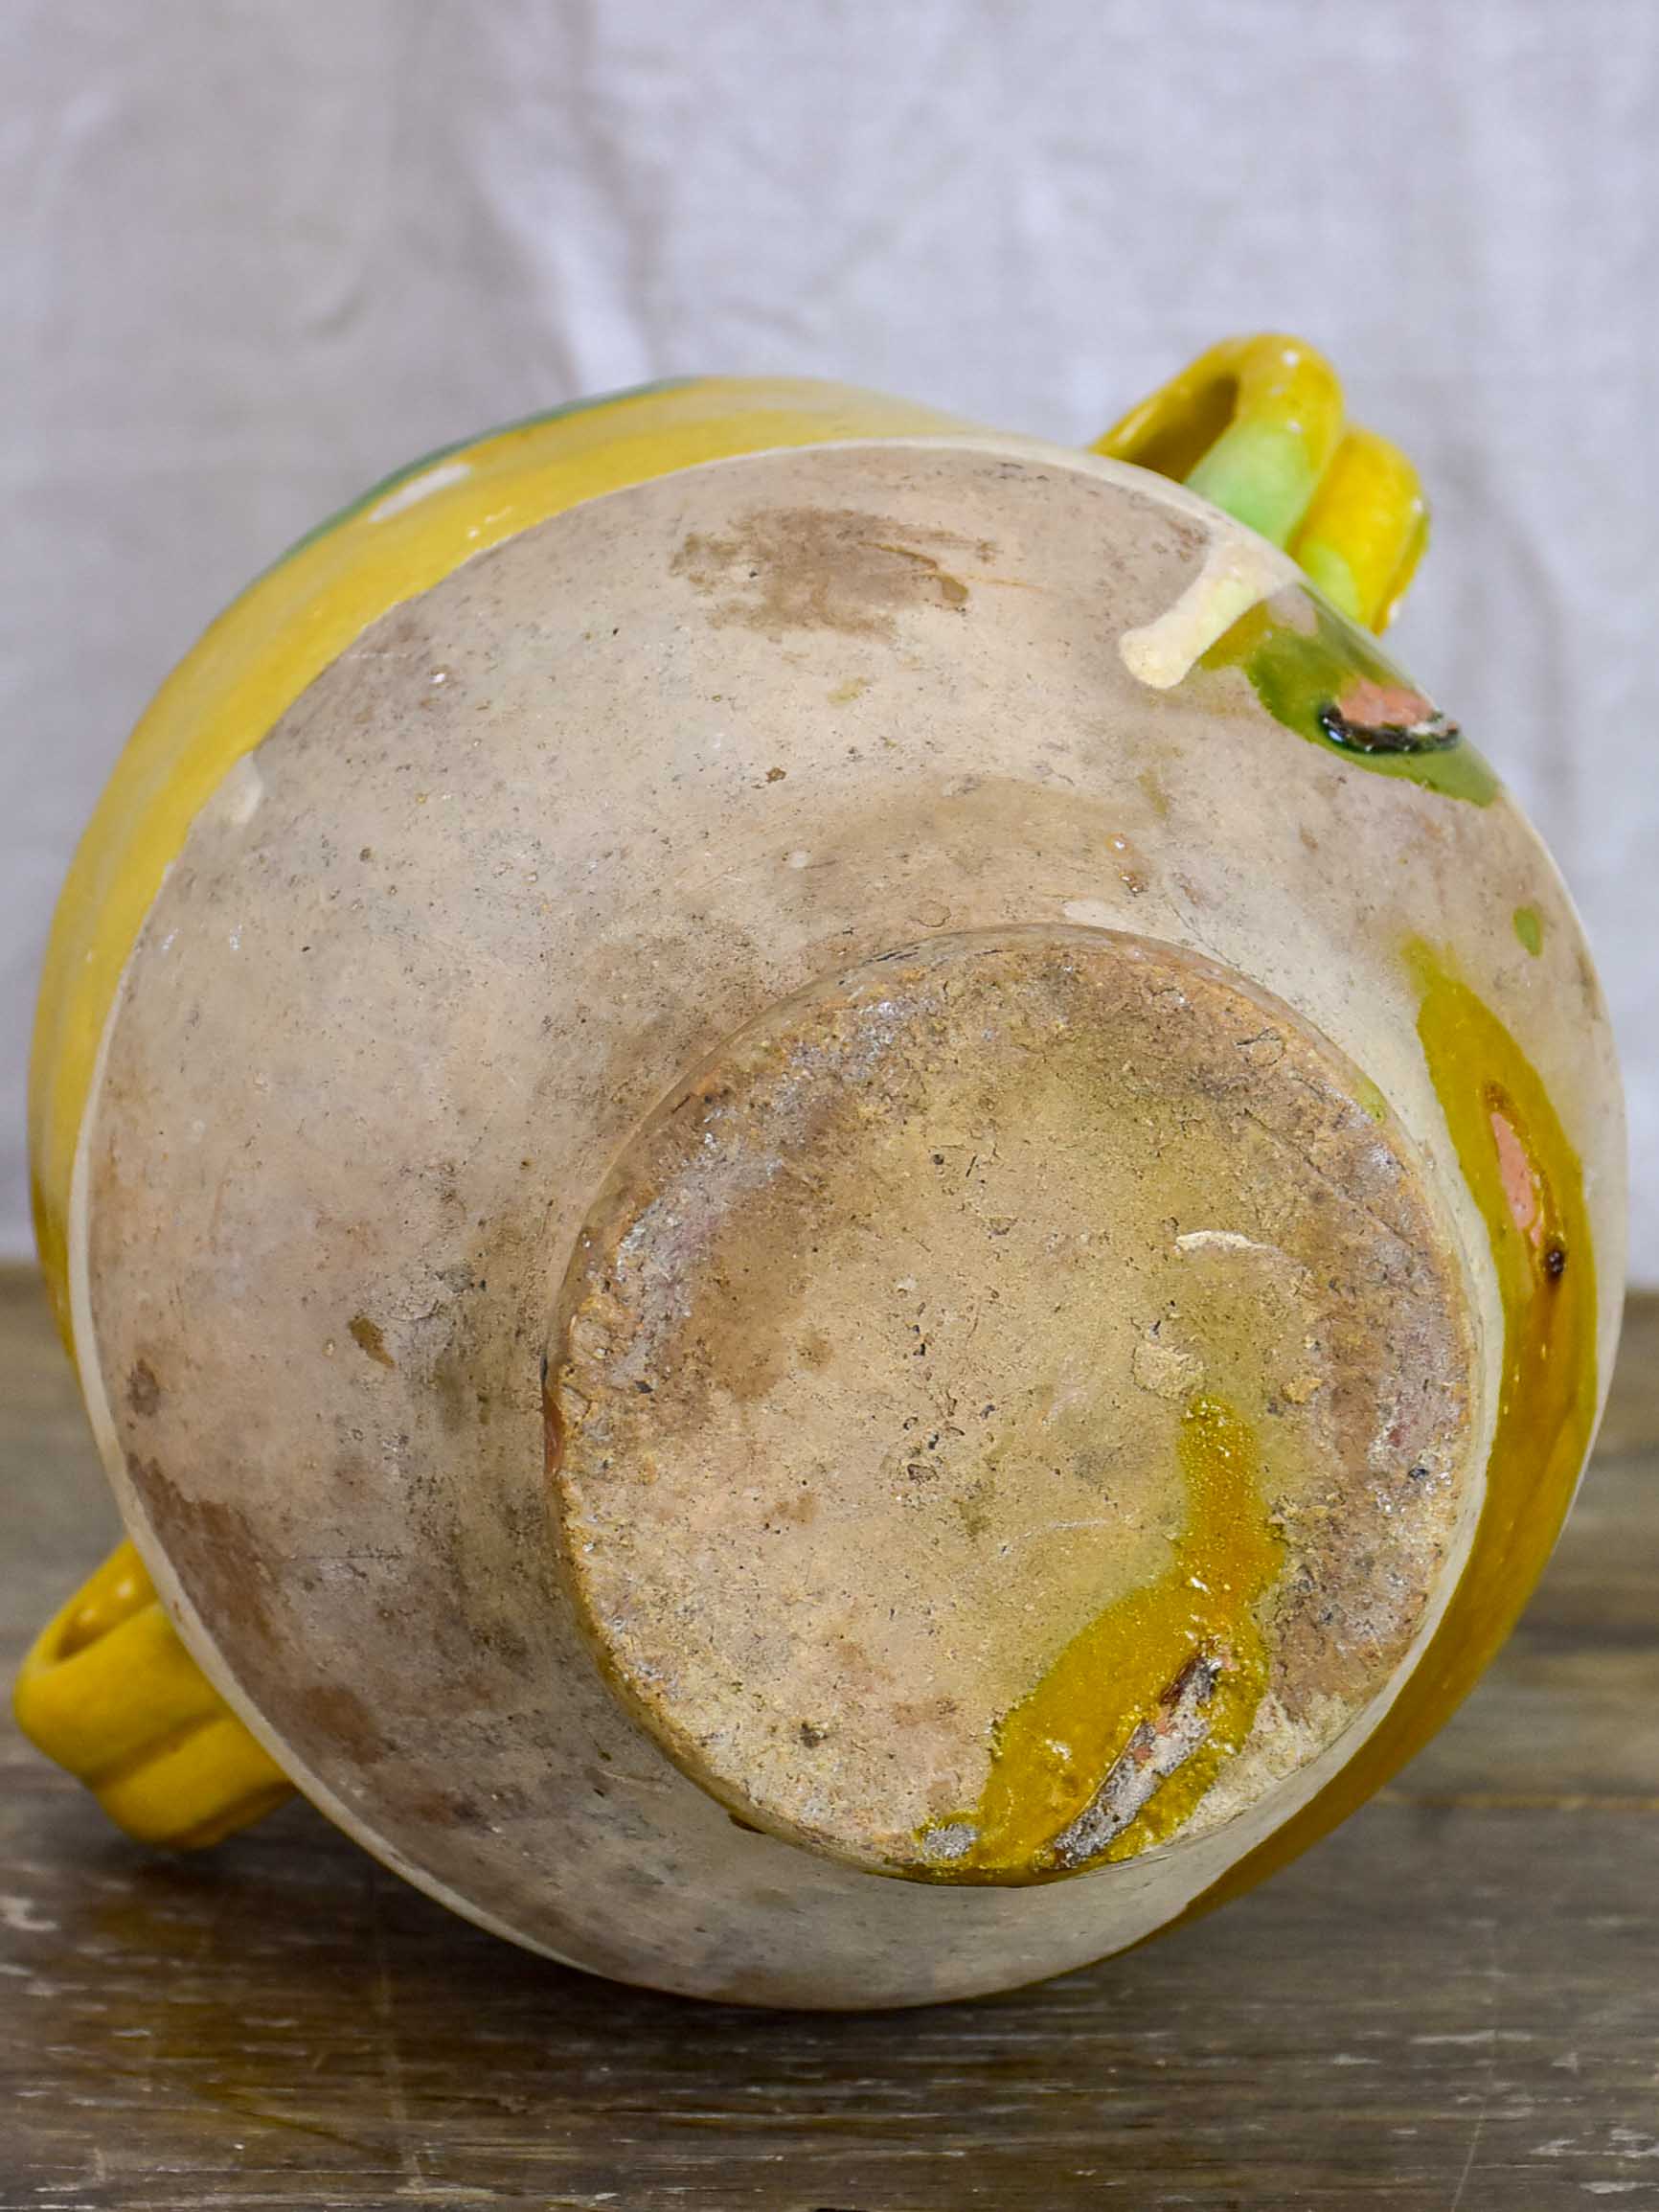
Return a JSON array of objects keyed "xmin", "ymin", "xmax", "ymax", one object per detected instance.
[
  {"xmin": 1202, "ymin": 595, "xmax": 1499, "ymax": 806},
  {"xmin": 1187, "ymin": 420, "xmax": 1320, "ymax": 549},
  {"xmin": 1293, "ymin": 539, "xmax": 1367, "ymax": 626},
  {"xmin": 1354, "ymin": 1072, "xmax": 1390, "ymax": 1124},
  {"xmin": 1512, "ymin": 904, "xmax": 1545, "ymax": 957}
]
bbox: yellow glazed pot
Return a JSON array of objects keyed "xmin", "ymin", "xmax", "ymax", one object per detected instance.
[{"xmin": 15, "ymin": 337, "xmax": 1625, "ymax": 2007}]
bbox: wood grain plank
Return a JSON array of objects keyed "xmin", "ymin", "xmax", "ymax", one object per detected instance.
[{"xmin": 3, "ymin": 1266, "xmax": 1656, "ymax": 2211}]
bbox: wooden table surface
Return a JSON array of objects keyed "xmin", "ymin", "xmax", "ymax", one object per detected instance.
[{"xmin": 3, "ymin": 1263, "xmax": 1655, "ymax": 2211}]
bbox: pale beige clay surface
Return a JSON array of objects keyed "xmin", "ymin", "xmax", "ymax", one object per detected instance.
[
  {"xmin": 64, "ymin": 435, "xmax": 1623, "ymax": 2002},
  {"xmin": 555, "ymin": 929, "xmax": 1473, "ymax": 1874}
]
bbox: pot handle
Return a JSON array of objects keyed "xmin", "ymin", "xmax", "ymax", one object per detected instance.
[
  {"xmin": 1094, "ymin": 332, "xmax": 1427, "ymax": 630},
  {"xmin": 13, "ymin": 1539, "xmax": 293, "ymax": 1848}
]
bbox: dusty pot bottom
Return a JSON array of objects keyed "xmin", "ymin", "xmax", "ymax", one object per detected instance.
[
  {"xmin": 67, "ymin": 427, "xmax": 1596, "ymax": 2004},
  {"xmin": 551, "ymin": 926, "xmax": 1479, "ymax": 1885}
]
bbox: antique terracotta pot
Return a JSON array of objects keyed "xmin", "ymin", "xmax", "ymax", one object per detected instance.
[{"xmin": 15, "ymin": 336, "xmax": 1625, "ymax": 2007}]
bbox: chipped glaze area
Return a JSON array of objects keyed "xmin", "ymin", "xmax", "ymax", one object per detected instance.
[
  {"xmin": 1200, "ymin": 592, "xmax": 1500, "ymax": 806},
  {"xmin": 1403, "ymin": 943, "xmax": 1599, "ymax": 1673}
]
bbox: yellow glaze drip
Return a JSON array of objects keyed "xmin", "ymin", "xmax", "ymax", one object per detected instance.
[
  {"xmin": 1174, "ymin": 942, "xmax": 1598, "ymax": 1927},
  {"xmin": 941, "ymin": 1395, "xmax": 1282, "ymax": 1882},
  {"xmin": 29, "ymin": 375, "xmax": 975, "ymax": 1347}
]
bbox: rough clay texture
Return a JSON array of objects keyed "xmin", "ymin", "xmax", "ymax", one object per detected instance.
[
  {"xmin": 73, "ymin": 437, "xmax": 1625, "ymax": 2004},
  {"xmin": 553, "ymin": 930, "xmax": 1471, "ymax": 1874}
]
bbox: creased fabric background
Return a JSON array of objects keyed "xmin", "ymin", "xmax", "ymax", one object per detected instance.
[{"xmin": 1, "ymin": 0, "xmax": 1653, "ymax": 1275}]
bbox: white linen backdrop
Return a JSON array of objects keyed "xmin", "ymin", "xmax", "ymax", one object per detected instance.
[{"xmin": 2, "ymin": 0, "xmax": 1653, "ymax": 1274}]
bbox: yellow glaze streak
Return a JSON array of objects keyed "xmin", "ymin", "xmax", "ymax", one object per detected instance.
[
  {"xmin": 945, "ymin": 1395, "xmax": 1282, "ymax": 1882},
  {"xmin": 1177, "ymin": 943, "xmax": 1598, "ymax": 1927},
  {"xmin": 12, "ymin": 1539, "xmax": 294, "ymax": 1847},
  {"xmin": 1291, "ymin": 426, "xmax": 1427, "ymax": 630},
  {"xmin": 29, "ymin": 376, "xmax": 973, "ymax": 1346}
]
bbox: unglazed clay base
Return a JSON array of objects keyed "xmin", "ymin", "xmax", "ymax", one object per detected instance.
[{"xmin": 553, "ymin": 928, "xmax": 1475, "ymax": 1881}]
